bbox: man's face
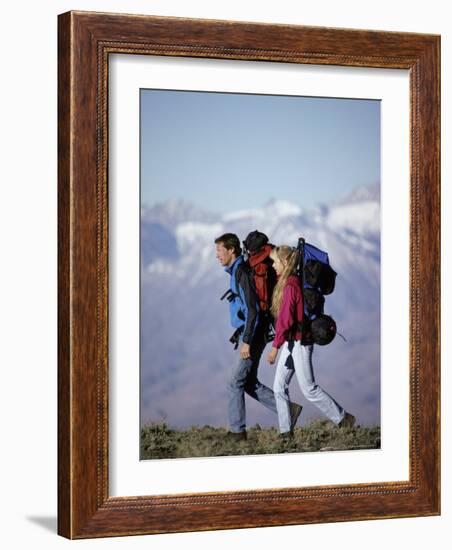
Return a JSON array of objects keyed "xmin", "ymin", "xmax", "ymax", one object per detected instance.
[{"xmin": 215, "ymin": 242, "xmax": 235, "ymax": 267}]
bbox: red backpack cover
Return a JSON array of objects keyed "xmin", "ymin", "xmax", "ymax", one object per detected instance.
[{"xmin": 248, "ymin": 244, "xmax": 277, "ymax": 315}]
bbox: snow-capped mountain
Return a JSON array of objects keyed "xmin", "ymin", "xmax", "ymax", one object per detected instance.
[
  {"xmin": 140, "ymin": 184, "xmax": 381, "ymax": 430},
  {"xmin": 142, "ymin": 198, "xmax": 218, "ymax": 227}
]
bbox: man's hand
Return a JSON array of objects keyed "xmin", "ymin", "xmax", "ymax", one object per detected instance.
[
  {"xmin": 267, "ymin": 347, "xmax": 278, "ymax": 365},
  {"xmin": 240, "ymin": 343, "xmax": 251, "ymax": 360}
]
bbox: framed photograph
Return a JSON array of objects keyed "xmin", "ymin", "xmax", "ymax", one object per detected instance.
[{"xmin": 58, "ymin": 11, "xmax": 440, "ymax": 539}]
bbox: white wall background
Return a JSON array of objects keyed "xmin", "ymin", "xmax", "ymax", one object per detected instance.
[{"xmin": 0, "ymin": 1, "xmax": 449, "ymax": 548}]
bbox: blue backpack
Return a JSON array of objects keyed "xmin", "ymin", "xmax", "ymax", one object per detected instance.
[{"xmin": 296, "ymin": 237, "xmax": 338, "ymax": 345}]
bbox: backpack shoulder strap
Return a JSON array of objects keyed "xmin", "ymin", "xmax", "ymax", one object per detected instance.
[{"xmin": 234, "ymin": 261, "xmax": 250, "ymax": 291}]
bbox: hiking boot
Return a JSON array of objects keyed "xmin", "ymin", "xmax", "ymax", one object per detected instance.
[
  {"xmin": 290, "ymin": 402, "xmax": 303, "ymax": 431},
  {"xmin": 279, "ymin": 431, "xmax": 294, "ymax": 441},
  {"xmin": 226, "ymin": 431, "xmax": 247, "ymax": 442},
  {"xmin": 338, "ymin": 412, "xmax": 356, "ymax": 429}
]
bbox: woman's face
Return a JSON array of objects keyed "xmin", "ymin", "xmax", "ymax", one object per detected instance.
[{"xmin": 273, "ymin": 255, "xmax": 285, "ymax": 276}]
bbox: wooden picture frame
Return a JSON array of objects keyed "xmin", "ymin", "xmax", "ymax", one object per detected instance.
[{"xmin": 58, "ymin": 11, "xmax": 440, "ymax": 539}]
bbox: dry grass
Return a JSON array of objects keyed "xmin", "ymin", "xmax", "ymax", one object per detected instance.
[{"xmin": 140, "ymin": 419, "xmax": 381, "ymax": 460}]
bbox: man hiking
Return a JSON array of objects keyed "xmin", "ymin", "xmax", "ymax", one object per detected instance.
[{"xmin": 215, "ymin": 232, "xmax": 302, "ymax": 441}]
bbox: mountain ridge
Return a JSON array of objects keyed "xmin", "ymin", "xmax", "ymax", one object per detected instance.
[{"xmin": 140, "ymin": 183, "xmax": 381, "ymax": 429}]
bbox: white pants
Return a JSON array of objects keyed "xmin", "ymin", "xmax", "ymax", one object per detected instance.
[{"xmin": 273, "ymin": 341, "xmax": 345, "ymax": 433}]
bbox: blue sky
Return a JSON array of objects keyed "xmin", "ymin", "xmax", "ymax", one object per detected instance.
[{"xmin": 141, "ymin": 89, "xmax": 380, "ymax": 213}]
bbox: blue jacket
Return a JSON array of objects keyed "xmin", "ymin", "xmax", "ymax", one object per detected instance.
[{"xmin": 224, "ymin": 256, "xmax": 259, "ymax": 344}]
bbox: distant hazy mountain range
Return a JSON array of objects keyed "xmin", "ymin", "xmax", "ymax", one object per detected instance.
[{"xmin": 140, "ymin": 183, "xmax": 380, "ymax": 429}]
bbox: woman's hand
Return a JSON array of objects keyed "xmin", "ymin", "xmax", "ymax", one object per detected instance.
[{"xmin": 267, "ymin": 347, "xmax": 278, "ymax": 365}]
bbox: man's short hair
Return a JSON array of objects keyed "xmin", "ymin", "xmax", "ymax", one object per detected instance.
[{"xmin": 215, "ymin": 233, "xmax": 242, "ymax": 257}]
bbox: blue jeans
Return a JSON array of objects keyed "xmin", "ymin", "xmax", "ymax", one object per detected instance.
[
  {"xmin": 227, "ymin": 324, "xmax": 277, "ymax": 433},
  {"xmin": 273, "ymin": 341, "xmax": 345, "ymax": 432}
]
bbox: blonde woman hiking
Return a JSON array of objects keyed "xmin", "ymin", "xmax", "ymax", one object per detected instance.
[{"xmin": 267, "ymin": 245, "xmax": 355, "ymax": 439}]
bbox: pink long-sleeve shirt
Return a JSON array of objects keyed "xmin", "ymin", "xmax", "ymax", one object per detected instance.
[{"xmin": 273, "ymin": 275, "xmax": 304, "ymax": 349}]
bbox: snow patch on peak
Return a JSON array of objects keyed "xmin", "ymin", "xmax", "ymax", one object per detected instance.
[
  {"xmin": 333, "ymin": 183, "xmax": 380, "ymax": 206},
  {"xmin": 142, "ymin": 199, "xmax": 218, "ymax": 226},
  {"xmin": 223, "ymin": 199, "xmax": 301, "ymax": 222},
  {"xmin": 146, "ymin": 259, "xmax": 177, "ymax": 275},
  {"xmin": 222, "ymin": 208, "xmax": 266, "ymax": 222},
  {"xmin": 327, "ymin": 201, "xmax": 380, "ymax": 234},
  {"xmin": 175, "ymin": 222, "xmax": 223, "ymax": 247},
  {"xmin": 263, "ymin": 199, "xmax": 302, "ymax": 217}
]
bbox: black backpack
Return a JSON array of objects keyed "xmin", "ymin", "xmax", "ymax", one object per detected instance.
[{"xmin": 296, "ymin": 237, "xmax": 338, "ymax": 346}]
